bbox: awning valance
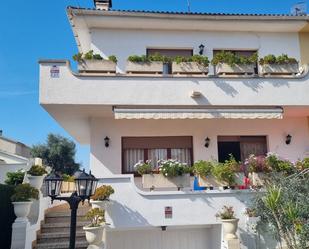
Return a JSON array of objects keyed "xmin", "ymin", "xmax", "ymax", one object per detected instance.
[{"xmin": 114, "ymin": 108, "xmax": 283, "ymax": 120}]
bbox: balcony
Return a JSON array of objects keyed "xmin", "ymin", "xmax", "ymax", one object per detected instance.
[{"xmin": 39, "ymin": 60, "xmax": 309, "ymax": 107}]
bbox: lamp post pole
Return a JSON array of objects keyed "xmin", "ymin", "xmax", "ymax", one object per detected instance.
[{"xmin": 51, "ymin": 192, "xmax": 82, "ymax": 249}]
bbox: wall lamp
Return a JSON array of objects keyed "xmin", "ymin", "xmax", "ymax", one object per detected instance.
[
  {"xmin": 204, "ymin": 137, "xmax": 210, "ymax": 148},
  {"xmin": 104, "ymin": 136, "xmax": 110, "ymax": 147},
  {"xmin": 285, "ymin": 134, "xmax": 292, "ymax": 145},
  {"xmin": 161, "ymin": 226, "xmax": 167, "ymax": 231},
  {"xmin": 199, "ymin": 44, "xmax": 205, "ymax": 55}
]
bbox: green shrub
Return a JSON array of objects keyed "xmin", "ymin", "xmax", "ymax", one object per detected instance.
[
  {"xmin": 5, "ymin": 170, "xmax": 25, "ymax": 185},
  {"xmin": 266, "ymin": 153, "xmax": 295, "ymax": 175},
  {"xmin": 72, "ymin": 52, "xmax": 83, "ymax": 62},
  {"xmin": 108, "ymin": 55, "xmax": 117, "ymax": 63},
  {"xmin": 27, "ymin": 165, "xmax": 47, "ymax": 176},
  {"xmin": 91, "ymin": 185, "xmax": 114, "ymax": 201},
  {"xmin": 212, "ymin": 162, "xmax": 236, "ymax": 185},
  {"xmin": 211, "ymin": 51, "xmax": 258, "ymax": 66},
  {"xmin": 85, "ymin": 208, "xmax": 105, "ymax": 227},
  {"xmin": 73, "ymin": 50, "xmax": 114, "ymax": 62},
  {"xmin": 134, "ymin": 160, "xmax": 152, "ymax": 175},
  {"xmin": 193, "ymin": 160, "xmax": 213, "ymax": 177},
  {"xmin": 174, "ymin": 55, "xmax": 209, "ymax": 66},
  {"xmin": 10, "ymin": 183, "xmax": 39, "ymax": 202},
  {"xmin": 127, "ymin": 53, "xmax": 170, "ymax": 63},
  {"xmin": 0, "ymin": 184, "xmax": 16, "ymax": 248},
  {"xmin": 259, "ymin": 54, "xmax": 297, "ymax": 65}
]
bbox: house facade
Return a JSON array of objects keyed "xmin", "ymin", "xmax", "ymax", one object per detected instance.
[{"xmin": 39, "ymin": 0, "xmax": 309, "ymax": 248}]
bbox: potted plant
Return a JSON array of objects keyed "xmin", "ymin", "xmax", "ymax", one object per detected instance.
[
  {"xmin": 259, "ymin": 54, "xmax": 299, "ymax": 75},
  {"xmin": 138, "ymin": 159, "xmax": 191, "ymax": 189},
  {"xmin": 223, "ymin": 155, "xmax": 244, "ymax": 188},
  {"xmin": 212, "ymin": 51, "xmax": 257, "ymax": 75},
  {"xmin": 193, "ymin": 160, "xmax": 215, "ymax": 188},
  {"xmin": 27, "ymin": 165, "xmax": 47, "ymax": 190},
  {"xmin": 212, "ymin": 161, "xmax": 236, "ymax": 189},
  {"xmin": 61, "ymin": 174, "xmax": 75, "ymax": 193},
  {"xmin": 73, "ymin": 50, "xmax": 117, "ymax": 73},
  {"xmin": 216, "ymin": 206, "xmax": 239, "ymax": 240},
  {"xmin": 83, "ymin": 208, "xmax": 105, "ymax": 247},
  {"xmin": 246, "ymin": 154, "xmax": 271, "ymax": 187},
  {"xmin": 90, "ymin": 185, "xmax": 115, "ymax": 210},
  {"xmin": 265, "ymin": 153, "xmax": 296, "ymax": 176},
  {"xmin": 11, "ymin": 183, "xmax": 39, "ymax": 222},
  {"xmin": 172, "ymin": 55, "xmax": 209, "ymax": 75},
  {"xmin": 126, "ymin": 53, "xmax": 168, "ymax": 74}
]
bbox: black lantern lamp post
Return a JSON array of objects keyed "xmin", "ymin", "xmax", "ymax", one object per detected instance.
[{"xmin": 45, "ymin": 169, "xmax": 98, "ymax": 249}]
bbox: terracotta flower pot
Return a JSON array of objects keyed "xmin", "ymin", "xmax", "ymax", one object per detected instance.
[
  {"xmin": 12, "ymin": 201, "xmax": 33, "ymax": 222},
  {"xmin": 221, "ymin": 218, "xmax": 239, "ymax": 240},
  {"xmin": 83, "ymin": 225, "xmax": 105, "ymax": 246}
]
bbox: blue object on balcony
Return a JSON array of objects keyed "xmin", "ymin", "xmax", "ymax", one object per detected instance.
[{"xmin": 193, "ymin": 176, "xmax": 206, "ymax": 191}]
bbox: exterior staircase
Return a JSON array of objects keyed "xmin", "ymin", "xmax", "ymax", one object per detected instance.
[{"xmin": 33, "ymin": 203, "xmax": 91, "ymax": 249}]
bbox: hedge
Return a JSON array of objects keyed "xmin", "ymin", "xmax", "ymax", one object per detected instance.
[{"xmin": 0, "ymin": 184, "xmax": 16, "ymax": 249}]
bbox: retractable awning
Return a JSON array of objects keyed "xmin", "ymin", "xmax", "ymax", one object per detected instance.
[{"xmin": 114, "ymin": 108, "xmax": 283, "ymax": 120}]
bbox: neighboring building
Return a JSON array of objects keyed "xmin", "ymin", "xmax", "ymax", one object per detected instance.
[
  {"xmin": 39, "ymin": 0, "xmax": 309, "ymax": 248},
  {"xmin": 0, "ymin": 132, "xmax": 32, "ymax": 183}
]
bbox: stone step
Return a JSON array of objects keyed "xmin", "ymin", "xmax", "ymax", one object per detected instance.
[
  {"xmin": 41, "ymin": 221, "xmax": 88, "ymax": 233},
  {"xmin": 37, "ymin": 231, "xmax": 86, "ymax": 243},
  {"xmin": 45, "ymin": 215, "xmax": 86, "ymax": 223},
  {"xmin": 34, "ymin": 240, "xmax": 88, "ymax": 249}
]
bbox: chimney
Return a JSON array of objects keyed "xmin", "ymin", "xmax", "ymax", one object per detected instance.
[{"xmin": 94, "ymin": 0, "xmax": 112, "ymax": 10}]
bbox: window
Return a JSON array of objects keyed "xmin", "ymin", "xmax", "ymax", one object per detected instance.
[
  {"xmin": 213, "ymin": 50, "xmax": 258, "ymax": 74},
  {"xmin": 217, "ymin": 136, "xmax": 267, "ymax": 163},
  {"xmin": 147, "ymin": 48, "xmax": 193, "ymax": 74},
  {"xmin": 122, "ymin": 136, "xmax": 193, "ymax": 174}
]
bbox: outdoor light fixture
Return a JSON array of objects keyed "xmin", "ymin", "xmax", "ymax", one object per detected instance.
[
  {"xmin": 205, "ymin": 137, "xmax": 210, "ymax": 148},
  {"xmin": 161, "ymin": 226, "xmax": 167, "ymax": 231},
  {"xmin": 45, "ymin": 169, "xmax": 98, "ymax": 249},
  {"xmin": 199, "ymin": 44, "xmax": 205, "ymax": 55},
  {"xmin": 104, "ymin": 136, "xmax": 110, "ymax": 147},
  {"xmin": 286, "ymin": 134, "xmax": 292, "ymax": 145}
]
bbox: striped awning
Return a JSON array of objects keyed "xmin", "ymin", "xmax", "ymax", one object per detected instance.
[{"xmin": 114, "ymin": 108, "xmax": 283, "ymax": 120}]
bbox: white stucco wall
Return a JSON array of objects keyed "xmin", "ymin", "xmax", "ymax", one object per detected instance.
[
  {"xmin": 90, "ymin": 29, "xmax": 301, "ymax": 73},
  {"xmin": 90, "ymin": 117, "xmax": 309, "ymax": 177}
]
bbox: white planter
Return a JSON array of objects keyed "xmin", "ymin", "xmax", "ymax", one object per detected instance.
[
  {"xmin": 216, "ymin": 63, "xmax": 255, "ymax": 75},
  {"xmin": 12, "ymin": 201, "xmax": 33, "ymax": 222},
  {"xmin": 90, "ymin": 199, "xmax": 111, "ymax": 210},
  {"xmin": 142, "ymin": 174, "xmax": 190, "ymax": 189},
  {"xmin": 84, "ymin": 225, "xmax": 105, "ymax": 247},
  {"xmin": 261, "ymin": 63, "xmax": 299, "ymax": 75},
  {"xmin": 126, "ymin": 61, "xmax": 163, "ymax": 74},
  {"xmin": 172, "ymin": 62, "xmax": 209, "ymax": 75},
  {"xmin": 198, "ymin": 175, "xmax": 227, "ymax": 187},
  {"xmin": 248, "ymin": 172, "xmax": 268, "ymax": 187},
  {"xmin": 27, "ymin": 175, "xmax": 45, "ymax": 190},
  {"xmin": 246, "ymin": 216, "xmax": 261, "ymax": 234},
  {"xmin": 221, "ymin": 218, "xmax": 239, "ymax": 240},
  {"xmin": 78, "ymin": 60, "xmax": 116, "ymax": 73}
]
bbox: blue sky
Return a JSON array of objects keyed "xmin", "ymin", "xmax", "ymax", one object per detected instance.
[{"xmin": 0, "ymin": 0, "xmax": 305, "ymax": 171}]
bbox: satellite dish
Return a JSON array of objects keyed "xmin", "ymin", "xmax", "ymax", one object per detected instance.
[{"xmin": 291, "ymin": 1, "xmax": 307, "ymax": 15}]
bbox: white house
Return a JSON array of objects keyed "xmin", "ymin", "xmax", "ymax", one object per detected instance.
[
  {"xmin": 0, "ymin": 133, "xmax": 32, "ymax": 183},
  {"xmin": 38, "ymin": 0, "xmax": 309, "ymax": 248}
]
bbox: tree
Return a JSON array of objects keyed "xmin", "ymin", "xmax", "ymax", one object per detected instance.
[
  {"xmin": 253, "ymin": 172, "xmax": 309, "ymax": 249},
  {"xmin": 31, "ymin": 133, "xmax": 80, "ymax": 175}
]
